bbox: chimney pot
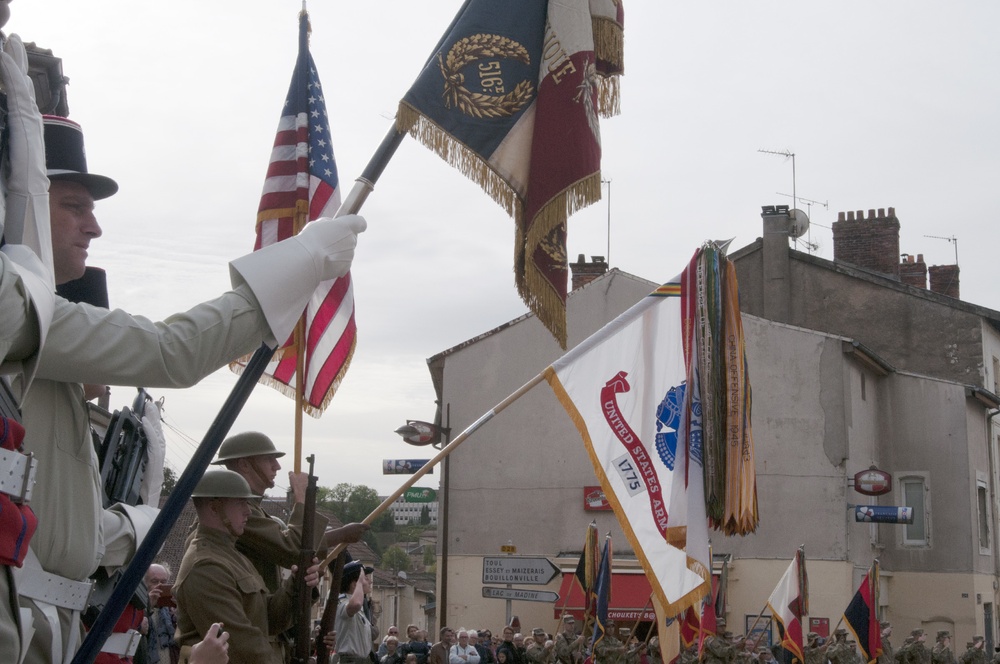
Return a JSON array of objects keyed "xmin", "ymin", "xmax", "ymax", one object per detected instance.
[
  {"xmin": 838, "ymin": 211, "xmax": 846, "ymax": 222},
  {"xmin": 878, "ymin": 208, "xmax": 886, "ymax": 218}
]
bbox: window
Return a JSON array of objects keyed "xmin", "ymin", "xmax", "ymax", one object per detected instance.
[
  {"xmin": 901, "ymin": 475, "xmax": 928, "ymax": 545},
  {"xmin": 978, "ymin": 481, "xmax": 991, "ymax": 552}
]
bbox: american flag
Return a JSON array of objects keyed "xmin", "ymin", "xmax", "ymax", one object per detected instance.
[{"xmin": 232, "ymin": 10, "xmax": 355, "ymax": 415}]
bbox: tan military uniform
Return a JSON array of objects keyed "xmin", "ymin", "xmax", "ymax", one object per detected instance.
[
  {"xmin": 910, "ymin": 643, "xmax": 932, "ymax": 664},
  {"xmin": 880, "ymin": 638, "xmax": 895, "ymax": 664},
  {"xmin": 237, "ymin": 500, "xmax": 328, "ymax": 593},
  {"xmin": 594, "ymin": 634, "xmax": 626, "ymax": 664},
  {"xmin": 932, "ymin": 644, "xmax": 954, "ymax": 664},
  {"xmin": 527, "ymin": 641, "xmax": 555, "ymax": 664},
  {"xmin": 175, "ymin": 524, "xmax": 296, "ymax": 664},
  {"xmin": 555, "ymin": 631, "xmax": 583, "ymax": 664},
  {"xmin": 704, "ymin": 635, "xmax": 737, "ymax": 664}
]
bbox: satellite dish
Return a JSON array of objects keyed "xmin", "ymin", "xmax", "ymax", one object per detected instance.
[{"xmin": 789, "ymin": 209, "xmax": 810, "ymax": 239}]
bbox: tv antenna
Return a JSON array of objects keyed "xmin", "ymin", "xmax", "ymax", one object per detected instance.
[
  {"xmin": 924, "ymin": 234, "xmax": 959, "ymax": 266},
  {"xmin": 758, "ymin": 148, "xmax": 796, "ymax": 210},
  {"xmin": 777, "ymin": 192, "xmax": 827, "ymax": 254}
]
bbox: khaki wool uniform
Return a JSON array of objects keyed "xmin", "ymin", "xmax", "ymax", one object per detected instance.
[
  {"xmin": 803, "ymin": 644, "xmax": 826, "ymax": 664},
  {"xmin": 175, "ymin": 525, "xmax": 297, "ymax": 664},
  {"xmin": 909, "ymin": 643, "xmax": 933, "ymax": 664},
  {"xmin": 237, "ymin": 500, "xmax": 328, "ymax": 593},
  {"xmin": 703, "ymin": 636, "xmax": 737, "ymax": 664},
  {"xmin": 880, "ymin": 638, "xmax": 895, "ymax": 664},
  {"xmin": 594, "ymin": 634, "xmax": 626, "ymax": 664},
  {"xmin": 932, "ymin": 644, "xmax": 954, "ymax": 664},
  {"xmin": 527, "ymin": 641, "xmax": 555, "ymax": 664},
  {"xmin": 829, "ymin": 640, "xmax": 852, "ymax": 664},
  {"xmin": 555, "ymin": 632, "xmax": 583, "ymax": 664}
]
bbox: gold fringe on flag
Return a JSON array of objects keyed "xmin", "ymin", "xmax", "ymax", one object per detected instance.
[
  {"xmin": 399, "ymin": 101, "xmax": 603, "ymax": 349},
  {"xmin": 396, "ymin": 103, "xmax": 521, "ymax": 220},
  {"xmin": 518, "ymin": 173, "xmax": 603, "ymax": 349}
]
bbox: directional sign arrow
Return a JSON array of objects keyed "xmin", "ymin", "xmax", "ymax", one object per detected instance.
[
  {"xmin": 482, "ymin": 587, "xmax": 560, "ymax": 603},
  {"xmin": 482, "ymin": 557, "xmax": 561, "ymax": 585}
]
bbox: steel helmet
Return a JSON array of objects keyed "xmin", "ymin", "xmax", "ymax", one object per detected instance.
[
  {"xmin": 191, "ymin": 469, "xmax": 256, "ymax": 499},
  {"xmin": 212, "ymin": 431, "xmax": 285, "ymax": 464}
]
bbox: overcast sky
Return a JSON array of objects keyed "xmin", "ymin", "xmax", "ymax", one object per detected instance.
[{"xmin": 13, "ymin": 1, "xmax": 1000, "ymax": 497}]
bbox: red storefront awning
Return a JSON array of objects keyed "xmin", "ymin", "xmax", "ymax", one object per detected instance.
[{"xmin": 553, "ymin": 573, "xmax": 656, "ymax": 622}]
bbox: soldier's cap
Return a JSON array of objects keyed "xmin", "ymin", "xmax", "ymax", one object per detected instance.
[
  {"xmin": 43, "ymin": 116, "xmax": 119, "ymax": 200},
  {"xmin": 562, "ymin": 617, "xmax": 575, "ymax": 624},
  {"xmin": 213, "ymin": 431, "xmax": 285, "ymax": 464},
  {"xmin": 880, "ymin": 622, "xmax": 892, "ymax": 630},
  {"xmin": 973, "ymin": 636, "xmax": 985, "ymax": 643},
  {"xmin": 191, "ymin": 468, "xmax": 255, "ymax": 499},
  {"xmin": 807, "ymin": 632, "xmax": 820, "ymax": 640},
  {"xmin": 835, "ymin": 629, "xmax": 848, "ymax": 636},
  {"xmin": 532, "ymin": 628, "xmax": 546, "ymax": 636},
  {"xmin": 911, "ymin": 629, "xmax": 924, "ymax": 637},
  {"xmin": 937, "ymin": 631, "xmax": 951, "ymax": 640},
  {"xmin": 340, "ymin": 559, "xmax": 375, "ymax": 592}
]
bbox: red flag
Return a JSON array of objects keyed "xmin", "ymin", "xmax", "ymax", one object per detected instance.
[
  {"xmin": 766, "ymin": 549, "xmax": 808, "ymax": 664},
  {"xmin": 231, "ymin": 11, "xmax": 355, "ymax": 415},
  {"xmin": 680, "ymin": 605, "xmax": 700, "ymax": 649},
  {"xmin": 843, "ymin": 561, "xmax": 881, "ymax": 664}
]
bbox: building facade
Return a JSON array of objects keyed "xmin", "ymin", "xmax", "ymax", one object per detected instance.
[{"xmin": 420, "ymin": 212, "xmax": 1000, "ymax": 645}]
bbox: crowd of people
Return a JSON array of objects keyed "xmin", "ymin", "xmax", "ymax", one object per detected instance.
[{"xmin": 368, "ymin": 618, "xmax": 657, "ymax": 664}]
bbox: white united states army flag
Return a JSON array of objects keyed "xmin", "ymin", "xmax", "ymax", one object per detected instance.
[{"xmin": 544, "ymin": 281, "xmax": 710, "ymax": 614}]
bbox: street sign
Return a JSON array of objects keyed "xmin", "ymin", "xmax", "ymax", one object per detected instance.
[
  {"xmin": 854, "ymin": 505, "xmax": 914, "ymax": 524},
  {"xmin": 383, "ymin": 459, "xmax": 433, "ymax": 475},
  {"xmin": 500, "ymin": 544, "xmax": 517, "ymax": 554},
  {"xmin": 853, "ymin": 468, "xmax": 892, "ymax": 496},
  {"xmin": 404, "ymin": 487, "xmax": 437, "ymax": 502},
  {"xmin": 482, "ymin": 557, "xmax": 560, "ymax": 585},
  {"xmin": 482, "ymin": 587, "xmax": 559, "ymax": 603}
]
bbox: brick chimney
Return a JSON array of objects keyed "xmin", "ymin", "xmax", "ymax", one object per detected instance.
[
  {"xmin": 898, "ymin": 253, "xmax": 927, "ymax": 289},
  {"xmin": 928, "ymin": 264, "xmax": 960, "ymax": 299},
  {"xmin": 570, "ymin": 254, "xmax": 608, "ymax": 290},
  {"xmin": 832, "ymin": 207, "xmax": 900, "ymax": 277}
]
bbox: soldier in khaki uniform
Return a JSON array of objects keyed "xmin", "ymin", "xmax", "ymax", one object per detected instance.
[
  {"xmin": 526, "ymin": 627, "xmax": 555, "ymax": 664},
  {"xmin": 959, "ymin": 637, "xmax": 987, "ymax": 664},
  {"xmin": 554, "ymin": 616, "xmax": 584, "ymax": 664},
  {"xmin": 594, "ymin": 621, "xmax": 626, "ymax": 664},
  {"xmin": 828, "ymin": 629, "xmax": 852, "ymax": 664},
  {"xmin": 908, "ymin": 630, "xmax": 932, "ymax": 664},
  {"xmin": 704, "ymin": 631, "xmax": 738, "ymax": 664},
  {"xmin": 932, "ymin": 631, "xmax": 954, "ymax": 664},
  {"xmin": 879, "ymin": 623, "xmax": 894, "ymax": 664},
  {"xmin": 803, "ymin": 631, "xmax": 826, "ymax": 664},
  {"xmin": 213, "ymin": 432, "xmax": 369, "ymax": 590},
  {"xmin": 174, "ymin": 469, "xmax": 321, "ymax": 664}
]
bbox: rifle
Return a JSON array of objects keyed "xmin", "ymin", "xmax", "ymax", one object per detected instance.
[
  {"xmin": 98, "ymin": 388, "xmax": 152, "ymax": 508},
  {"xmin": 292, "ymin": 454, "xmax": 318, "ymax": 664},
  {"xmin": 316, "ymin": 550, "xmax": 348, "ymax": 664}
]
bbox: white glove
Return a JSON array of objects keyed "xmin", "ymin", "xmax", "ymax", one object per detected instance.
[
  {"xmin": 0, "ymin": 34, "xmax": 54, "ymax": 293},
  {"xmin": 229, "ymin": 214, "xmax": 366, "ymax": 344}
]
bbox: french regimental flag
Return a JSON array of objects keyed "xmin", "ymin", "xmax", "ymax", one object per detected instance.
[
  {"xmin": 398, "ymin": 0, "xmax": 624, "ymax": 349},
  {"xmin": 544, "ymin": 279, "xmax": 709, "ymax": 613},
  {"xmin": 767, "ymin": 548, "xmax": 808, "ymax": 664}
]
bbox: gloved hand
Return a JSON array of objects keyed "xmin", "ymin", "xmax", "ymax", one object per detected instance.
[
  {"xmin": 229, "ymin": 214, "xmax": 366, "ymax": 344},
  {"xmin": 0, "ymin": 33, "xmax": 54, "ymax": 292}
]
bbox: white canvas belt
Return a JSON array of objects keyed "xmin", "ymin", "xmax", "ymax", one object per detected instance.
[
  {"xmin": 0, "ymin": 447, "xmax": 36, "ymax": 502},
  {"xmin": 14, "ymin": 548, "xmax": 90, "ymax": 663},
  {"xmin": 13, "ymin": 560, "xmax": 92, "ymax": 612},
  {"xmin": 101, "ymin": 629, "xmax": 142, "ymax": 656}
]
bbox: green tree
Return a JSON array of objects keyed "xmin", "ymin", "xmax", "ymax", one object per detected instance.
[
  {"xmin": 419, "ymin": 505, "xmax": 430, "ymax": 525},
  {"xmin": 161, "ymin": 466, "xmax": 177, "ymax": 497},
  {"xmin": 381, "ymin": 545, "xmax": 411, "ymax": 573},
  {"xmin": 422, "ymin": 544, "xmax": 435, "ymax": 567}
]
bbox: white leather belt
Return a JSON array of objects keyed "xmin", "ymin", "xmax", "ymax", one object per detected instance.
[
  {"xmin": 0, "ymin": 447, "xmax": 36, "ymax": 503},
  {"xmin": 102, "ymin": 629, "xmax": 142, "ymax": 656},
  {"xmin": 13, "ymin": 563, "xmax": 93, "ymax": 612}
]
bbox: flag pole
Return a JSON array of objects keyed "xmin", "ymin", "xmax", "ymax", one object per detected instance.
[{"xmin": 319, "ymin": 368, "xmax": 546, "ymax": 568}]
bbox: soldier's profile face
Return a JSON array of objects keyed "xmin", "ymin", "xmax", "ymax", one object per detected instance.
[
  {"xmin": 50, "ymin": 180, "xmax": 101, "ymax": 285},
  {"xmin": 221, "ymin": 497, "xmax": 251, "ymax": 534}
]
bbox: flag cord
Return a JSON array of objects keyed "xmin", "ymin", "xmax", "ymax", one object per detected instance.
[{"xmin": 318, "ymin": 369, "xmax": 546, "ymax": 569}]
